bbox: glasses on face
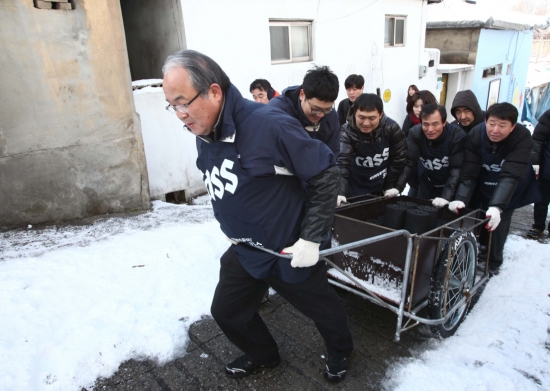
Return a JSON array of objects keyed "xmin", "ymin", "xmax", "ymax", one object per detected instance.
[
  {"xmin": 166, "ymin": 91, "xmax": 201, "ymax": 114},
  {"xmin": 306, "ymin": 99, "xmax": 334, "ymax": 115}
]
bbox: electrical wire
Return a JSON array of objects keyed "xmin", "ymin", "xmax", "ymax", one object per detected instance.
[{"xmin": 317, "ymin": 0, "xmax": 379, "ymax": 24}]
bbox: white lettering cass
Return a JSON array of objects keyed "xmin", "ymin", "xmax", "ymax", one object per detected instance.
[{"xmin": 203, "ymin": 159, "xmax": 239, "ymax": 201}]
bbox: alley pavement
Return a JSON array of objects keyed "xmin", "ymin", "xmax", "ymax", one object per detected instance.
[{"xmin": 92, "ymin": 205, "xmax": 544, "ymax": 391}]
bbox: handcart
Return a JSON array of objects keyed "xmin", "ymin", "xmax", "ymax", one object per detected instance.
[
  {"xmin": 253, "ymin": 195, "xmax": 491, "ymax": 342},
  {"xmin": 322, "ymin": 195, "xmax": 491, "ymax": 341}
]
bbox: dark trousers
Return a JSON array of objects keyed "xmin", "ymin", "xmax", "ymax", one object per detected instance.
[
  {"xmin": 479, "ymin": 208, "xmax": 514, "ymax": 266},
  {"xmin": 210, "ymin": 247, "xmax": 353, "ymax": 364},
  {"xmin": 533, "ymin": 177, "xmax": 550, "ymax": 231}
]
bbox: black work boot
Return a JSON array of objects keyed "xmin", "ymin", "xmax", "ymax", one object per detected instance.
[
  {"xmin": 488, "ymin": 263, "xmax": 501, "ymax": 276},
  {"xmin": 477, "ymin": 245, "xmax": 488, "ymax": 262},
  {"xmin": 225, "ymin": 354, "xmax": 280, "ymax": 378},
  {"xmin": 324, "ymin": 356, "xmax": 349, "ymax": 383},
  {"xmin": 527, "ymin": 227, "xmax": 543, "ymax": 239}
]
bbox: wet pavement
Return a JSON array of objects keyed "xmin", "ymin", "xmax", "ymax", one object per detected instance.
[{"xmin": 92, "ymin": 205, "xmax": 546, "ymax": 391}]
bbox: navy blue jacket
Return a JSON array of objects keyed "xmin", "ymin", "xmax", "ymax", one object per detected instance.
[
  {"xmin": 268, "ymin": 85, "xmax": 340, "ymax": 157},
  {"xmin": 194, "ymin": 84, "xmax": 338, "ymax": 282}
]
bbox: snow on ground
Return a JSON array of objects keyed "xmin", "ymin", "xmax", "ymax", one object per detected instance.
[
  {"xmin": 0, "ymin": 199, "xmax": 227, "ymax": 391},
  {"xmin": 385, "ymin": 235, "xmax": 550, "ymax": 391},
  {"xmin": 1, "ymin": 200, "xmax": 549, "ymax": 391}
]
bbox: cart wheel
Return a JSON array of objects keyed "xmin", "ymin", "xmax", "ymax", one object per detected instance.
[{"xmin": 428, "ymin": 231, "xmax": 477, "ymax": 338}]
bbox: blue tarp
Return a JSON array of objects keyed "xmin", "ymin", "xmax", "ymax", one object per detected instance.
[{"xmin": 523, "ymin": 83, "xmax": 550, "ymax": 126}]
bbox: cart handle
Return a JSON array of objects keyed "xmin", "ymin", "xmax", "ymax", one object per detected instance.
[
  {"xmin": 241, "ymin": 230, "xmax": 413, "ymax": 311},
  {"xmin": 245, "ymin": 229, "xmax": 412, "ymax": 259}
]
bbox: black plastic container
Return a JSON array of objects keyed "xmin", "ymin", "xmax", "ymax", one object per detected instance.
[
  {"xmin": 404, "ymin": 208, "xmax": 431, "ymax": 234},
  {"xmin": 417, "ymin": 205, "xmax": 439, "ymax": 230},
  {"xmin": 397, "ymin": 201, "xmax": 418, "ymax": 209},
  {"xmin": 384, "ymin": 203, "xmax": 408, "ymax": 229}
]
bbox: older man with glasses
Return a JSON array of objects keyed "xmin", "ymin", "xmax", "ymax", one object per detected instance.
[
  {"xmin": 163, "ymin": 50, "xmax": 353, "ymax": 383},
  {"xmin": 269, "ymin": 66, "xmax": 340, "ymax": 157}
]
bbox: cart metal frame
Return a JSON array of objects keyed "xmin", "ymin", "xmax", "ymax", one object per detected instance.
[{"xmin": 259, "ymin": 205, "xmax": 491, "ymax": 342}]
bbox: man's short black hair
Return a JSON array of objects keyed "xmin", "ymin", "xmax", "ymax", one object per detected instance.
[
  {"xmin": 302, "ymin": 66, "xmax": 339, "ymax": 102},
  {"xmin": 353, "ymin": 93, "xmax": 383, "ymax": 114},
  {"xmin": 250, "ymin": 79, "xmax": 271, "ymax": 93},
  {"xmin": 420, "ymin": 104, "xmax": 447, "ymax": 123},
  {"xmin": 486, "ymin": 102, "xmax": 518, "ymax": 124},
  {"xmin": 344, "ymin": 74, "xmax": 365, "ymax": 90}
]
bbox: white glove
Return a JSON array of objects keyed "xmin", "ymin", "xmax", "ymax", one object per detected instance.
[
  {"xmin": 486, "ymin": 207, "xmax": 501, "ymax": 231},
  {"xmin": 448, "ymin": 200, "xmax": 465, "ymax": 214},
  {"xmin": 282, "ymin": 238, "xmax": 320, "ymax": 268},
  {"xmin": 225, "ymin": 235, "xmax": 238, "ymax": 245},
  {"xmin": 432, "ymin": 197, "xmax": 449, "ymax": 209},
  {"xmin": 533, "ymin": 165, "xmax": 539, "ymax": 179},
  {"xmin": 337, "ymin": 195, "xmax": 347, "ymax": 206},
  {"xmin": 384, "ymin": 188, "xmax": 400, "ymax": 198}
]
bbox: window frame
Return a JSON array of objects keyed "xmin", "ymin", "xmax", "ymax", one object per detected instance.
[
  {"xmin": 384, "ymin": 16, "xmax": 406, "ymax": 47},
  {"xmin": 269, "ymin": 20, "xmax": 313, "ymax": 64},
  {"xmin": 482, "ymin": 64, "xmax": 503, "ymax": 79}
]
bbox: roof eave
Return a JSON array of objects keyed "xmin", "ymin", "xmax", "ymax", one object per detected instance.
[{"xmin": 427, "ymin": 17, "xmax": 549, "ymax": 31}]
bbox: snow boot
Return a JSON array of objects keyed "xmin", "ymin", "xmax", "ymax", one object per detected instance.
[
  {"xmin": 527, "ymin": 227, "xmax": 543, "ymax": 239},
  {"xmin": 324, "ymin": 355, "xmax": 349, "ymax": 383},
  {"xmin": 225, "ymin": 354, "xmax": 280, "ymax": 378}
]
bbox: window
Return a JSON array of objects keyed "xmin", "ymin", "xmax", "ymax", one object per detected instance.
[
  {"xmin": 482, "ymin": 64, "xmax": 502, "ymax": 79},
  {"xmin": 269, "ymin": 20, "xmax": 312, "ymax": 64},
  {"xmin": 385, "ymin": 16, "xmax": 405, "ymax": 47}
]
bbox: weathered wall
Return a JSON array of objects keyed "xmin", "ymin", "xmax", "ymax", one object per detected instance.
[
  {"xmin": 0, "ymin": 1, "xmax": 150, "ymax": 228},
  {"xmin": 426, "ymin": 28, "xmax": 480, "ymax": 64},
  {"xmin": 120, "ymin": 0, "xmax": 186, "ymax": 80}
]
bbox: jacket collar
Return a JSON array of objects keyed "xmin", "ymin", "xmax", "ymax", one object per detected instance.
[
  {"xmin": 282, "ymin": 85, "xmax": 319, "ymax": 127},
  {"xmin": 195, "ymin": 84, "xmax": 244, "ymax": 143}
]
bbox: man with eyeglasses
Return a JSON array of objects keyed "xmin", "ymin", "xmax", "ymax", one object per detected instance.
[
  {"xmin": 268, "ymin": 66, "xmax": 340, "ymax": 157},
  {"xmin": 163, "ymin": 50, "xmax": 353, "ymax": 383}
]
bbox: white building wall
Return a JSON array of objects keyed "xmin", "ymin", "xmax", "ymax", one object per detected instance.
[
  {"xmin": 133, "ymin": 87, "xmax": 205, "ymax": 200},
  {"xmin": 133, "ymin": 0, "xmax": 440, "ymax": 200},
  {"xmin": 179, "ymin": 0, "xmax": 436, "ymax": 123}
]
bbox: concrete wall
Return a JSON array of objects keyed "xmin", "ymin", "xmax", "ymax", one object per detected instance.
[
  {"xmin": 120, "ymin": 0, "xmax": 186, "ymax": 81},
  {"xmin": 133, "ymin": 87, "xmax": 205, "ymax": 200},
  {"xmin": 426, "ymin": 28, "xmax": 480, "ymax": 65},
  {"xmin": 0, "ymin": 1, "xmax": 150, "ymax": 228},
  {"xmin": 472, "ymin": 29, "xmax": 534, "ymax": 117},
  {"xmin": 177, "ymin": 0, "xmax": 436, "ymax": 123}
]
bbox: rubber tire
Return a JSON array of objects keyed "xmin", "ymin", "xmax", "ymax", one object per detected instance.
[{"xmin": 428, "ymin": 231, "xmax": 477, "ymax": 338}]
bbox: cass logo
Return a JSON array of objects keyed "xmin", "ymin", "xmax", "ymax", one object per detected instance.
[
  {"xmin": 482, "ymin": 159, "xmax": 505, "ymax": 172},
  {"xmin": 355, "ymin": 148, "xmax": 389, "ymax": 168},
  {"xmin": 420, "ymin": 156, "xmax": 449, "ymax": 170},
  {"xmin": 203, "ymin": 159, "xmax": 238, "ymax": 201}
]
